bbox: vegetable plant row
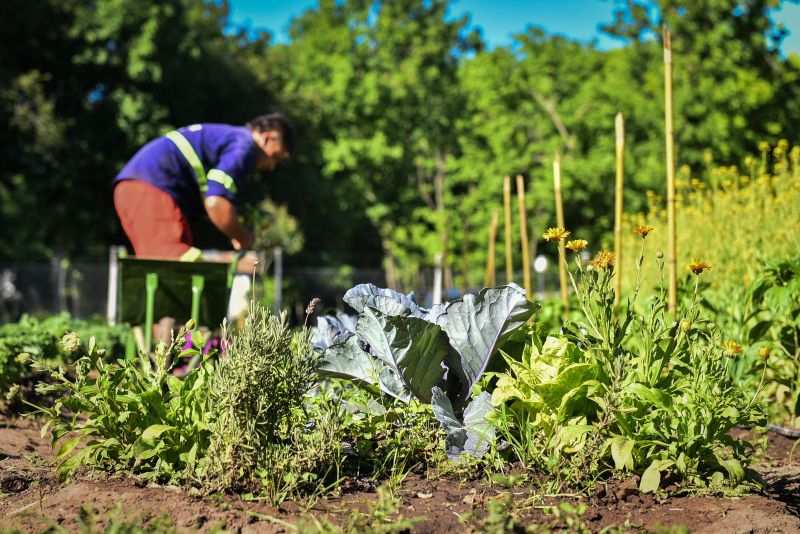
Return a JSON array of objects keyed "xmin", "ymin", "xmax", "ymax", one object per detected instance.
[{"xmin": 3, "ymin": 232, "xmax": 798, "ymax": 508}]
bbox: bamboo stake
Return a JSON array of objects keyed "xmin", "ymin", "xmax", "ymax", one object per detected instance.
[
  {"xmin": 614, "ymin": 112, "xmax": 625, "ymax": 306},
  {"xmin": 516, "ymin": 175, "xmax": 532, "ymax": 299},
  {"xmin": 503, "ymin": 176, "xmax": 514, "ymax": 283},
  {"xmin": 553, "ymin": 154, "xmax": 568, "ymax": 316},
  {"xmin": 663, "ymin": 26, "xmax": 677, "ymax": 313},
  {"xmin": 484, "ymin": 209, "xmax": 499, "ymax": 288},
  {"xmin": 461, "ymin": 218, "xmax": 470, "ymax": 293}
]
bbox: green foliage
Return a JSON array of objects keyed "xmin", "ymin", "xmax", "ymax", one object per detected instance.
[
  {"xmin": 715, "ymin": 255, "xmax": 800, "ymax": 425},
  {"xmin": 488, "ymin": 243, "xmax": 763, "ymax": 492},
  {"xmin": 31, "ymin": 304, "xmax": 349, "ymax": 504},
  {"xmin": 331, "ymin": 381, "xmax": 444, "ymax": 477},
  {"xmin": 32, "ymin": 329, "xmax": 214, "ymax": 483},
  {"xmin": 204, "ymin": 303, "xmax": 329, "ymax": 495},
  {"xmin": 0, "ymin": 313, "xmax": 128, "ymax": 394},
  {"xmin": 247, "ymin": 198, "xmax": 305, "ymax": 254}
]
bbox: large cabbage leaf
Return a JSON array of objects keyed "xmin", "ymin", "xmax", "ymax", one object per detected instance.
[
  {"xmin": 356, "ymin": 307, "xmax": 449, "ymax": 403},
  {"xmin": 317, "ymin": 334, "xmax": 378, "ymax": 386},
  {"xmin": 431, "ymin": 386, "xmax": 495, "ymax": 459},
  {"xmin": 343, "ymin": 284, "xmax": 427, "ymax": 318},
  {"xmin": 312, "ymin": 312, "xmax": 357, "ymax": 350},
  {"xmin": 431, "ymin": 284, "xmax": 536, "ymax": 398},
  {"xmin": 317, "ymin": 332, "xmax": 410, "ymax": 400}
]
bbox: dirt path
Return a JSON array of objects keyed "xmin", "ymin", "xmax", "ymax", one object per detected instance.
[{"xmin": 2, "ymin": 418, "xmax": 799, "ymax": 533}]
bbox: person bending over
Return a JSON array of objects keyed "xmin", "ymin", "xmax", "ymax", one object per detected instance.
[{"xmin": 113, "ymin": 113, "xmax": 292, "ymax": 260}]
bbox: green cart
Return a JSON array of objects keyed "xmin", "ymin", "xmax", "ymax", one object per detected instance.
[{"xmin": 116, "ymin": 256, "xmax": 239, "ymax": 353}]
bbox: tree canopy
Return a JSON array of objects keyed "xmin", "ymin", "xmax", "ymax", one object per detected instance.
[{"xmin": 2, "ymin": 0, "xmax": 799, "ymax": 292}]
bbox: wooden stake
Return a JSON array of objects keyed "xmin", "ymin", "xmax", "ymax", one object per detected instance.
[
  {"xmin": 516, "ymin": 175, "xmax": 532, "ymax": 298},
  {"xmin": 484, "ymin": 209, "xmax": 499, "ymax": 288},
  {"xmin": 663, "ymin": 27, "xmax": 677, "ymax": 313},
  {"xmin": 614, "ymin": 112, "xmax": 625, "ymax": 306},
  {"xmin": 553, "ymin": 153, "xmax": 568, "ymax": 316},
  {"xmin": 461, "ymin": 218, "xmax": 470, "ymax": 293},
  {"xmin": 503, "ymin": 175, "xmax": 514, "ymax": 283}
]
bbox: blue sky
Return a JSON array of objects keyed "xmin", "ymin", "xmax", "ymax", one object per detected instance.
[{"xmin": 228, "ymin": 0, "xmax": 800, "ymax": 54}]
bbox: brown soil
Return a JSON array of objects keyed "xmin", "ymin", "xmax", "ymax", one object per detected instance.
[{"xmin": 1, "ymin": 418, "xmax": 799, "ymax": 533}]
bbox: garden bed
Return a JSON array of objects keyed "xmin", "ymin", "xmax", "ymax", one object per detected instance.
[{"xmin": 2, "ymin": 417, "xmax": 799, "ymax": 533}]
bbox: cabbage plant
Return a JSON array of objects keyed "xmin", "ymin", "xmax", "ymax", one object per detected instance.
[{"xmin": 317, "ymin": 283, "xmax": 537, "ymax": 458}]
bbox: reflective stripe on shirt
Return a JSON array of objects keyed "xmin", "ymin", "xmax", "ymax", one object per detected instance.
[
  {"xmin": 165, "ymin": 130, "xmax": 207, "ymax": 192},
  {"xmin": 207, "ymin": 169, "xmax": 237, "ymax": 194}
]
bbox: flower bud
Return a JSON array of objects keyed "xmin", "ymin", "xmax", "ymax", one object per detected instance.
[
  {"xmin": 61, "ymin": 332, "xmax": 81, "ymax": 355},
  {"xmin": 5, "ymin": 384, "xmax": 20, "ymax": 402}
]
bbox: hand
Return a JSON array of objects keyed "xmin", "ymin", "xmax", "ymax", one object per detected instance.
[{"xmin": 236, "ymin": 252, "xmax": 260, "ymax": 274}]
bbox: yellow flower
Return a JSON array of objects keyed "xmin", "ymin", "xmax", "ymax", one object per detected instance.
[
  {"xmin": 542, "ymin": 227, "xmax": 571, "ymax": 242},
  {"xmin": 758, "ymin": 346, "xmax": 771, "ymax": 361},
  {"xmin": 565, "ymin": 239, "xmax": 588, "ymax": 252},
  {"xmin": 590, "ymin": 251, "xmax": 615, "ymax": 270},
  {"xmin": 688, "ymin": 260, "xmax": 712, "ymax": 275},
  {"xmin": 634, "ymin": 225, "xmax": 655, "ymax": 238},
  {"xmin": 722, "ymin": 340, "xmax": 743, "ymax": 357}
]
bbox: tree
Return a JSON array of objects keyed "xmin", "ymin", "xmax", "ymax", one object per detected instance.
[{"xmin": 261, "ymin": 0, "xmax": 478, "ymax": 290}]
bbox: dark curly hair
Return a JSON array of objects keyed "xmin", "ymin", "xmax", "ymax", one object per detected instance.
[{"xmin": 246, "ymin": 112, "xmax": 295, "ymax": 154}]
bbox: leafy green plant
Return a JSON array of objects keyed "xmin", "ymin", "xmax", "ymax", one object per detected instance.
[
  {"xmin": 488, "ymin": 234, "xmax": 763, "ymax": 493},
  {"xmin": 328, "ymin": 379, "xmax": 444, "ymax": 477},
  {"xmin": 0, "ymin": 313, "xmax": 129, "ymax": 395},
  {"xmin": 689, "ymin": 254, "xmax": 800, "ymax": 428},
  {"xmin": 247, "ymin": 198, "xmax": 304, "ymax": 254},
  {"xmin": 746, "ymin": 257, "xmax": 800, "ymax": 426},
  {"xmin": 317, "ymin": 283, "xmax": 536, "ymax": 458},
  {"xmin": 32, "ymin": 328, "xmax": 214, "ymax": 483}
]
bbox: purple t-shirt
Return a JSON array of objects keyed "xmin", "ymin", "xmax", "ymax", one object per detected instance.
[{"xmin": 115, "ymin": 124, "xmax": 258, "ymax": 218}]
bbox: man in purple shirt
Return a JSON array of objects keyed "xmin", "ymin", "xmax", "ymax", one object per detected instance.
[{"xmin": 113, "ymin": 113, "xmax": 292, "ymax": 260}]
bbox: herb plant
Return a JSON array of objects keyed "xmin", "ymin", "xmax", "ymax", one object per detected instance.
[{"xmin": 204, "ymin": 302, "xmax": 333, "ymax": 497}]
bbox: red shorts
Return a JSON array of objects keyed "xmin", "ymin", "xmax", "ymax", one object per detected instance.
[{"xmin": 114, "ymin": 180, "xmax": 198, "ymax": 260}]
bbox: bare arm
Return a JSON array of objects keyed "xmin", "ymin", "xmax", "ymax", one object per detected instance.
[{"xmin": 204, "ymin": 196, "xmax": 253, "ymax": 250}]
